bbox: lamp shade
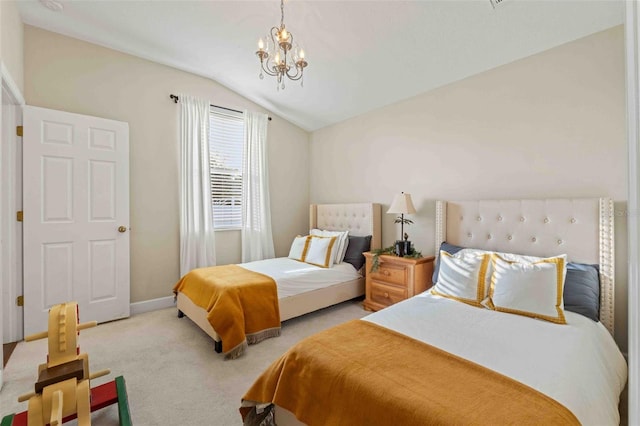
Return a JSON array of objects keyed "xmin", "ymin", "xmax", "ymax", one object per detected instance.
[{"xmin": 387, "ymin": 193, "xmax": 417, "ymax": 214}]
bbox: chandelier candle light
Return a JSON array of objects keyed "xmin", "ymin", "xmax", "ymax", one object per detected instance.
[
  {"xmin": 387, "ymin": 192, "xmax": 417, "ymax": 257},
  {"xmin": 256, "ymin": 0, "xmax": 308, "ymax": 90}
]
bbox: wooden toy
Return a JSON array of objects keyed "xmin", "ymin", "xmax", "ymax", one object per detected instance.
[{"xmin": 1, "ymin": 302, "xmax": 132, "ymax": 426}]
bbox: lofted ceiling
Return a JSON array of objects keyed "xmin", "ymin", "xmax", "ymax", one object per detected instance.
[{"xmin": 18, "ymin": 0, "xmax": 623, "ymax": 132}]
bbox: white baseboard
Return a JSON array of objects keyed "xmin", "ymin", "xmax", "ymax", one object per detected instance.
[{"xmin": 130, "ymin": 295, "xmax": 175, "ymax": 316}]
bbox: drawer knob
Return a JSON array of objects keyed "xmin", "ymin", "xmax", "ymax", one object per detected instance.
[
  {"xmin": 384, "ymin": 292, "xmax": 389, "ymax": 298},
  {"xmin": 383, "ymin": 270, "xmax": 390, "ymax": 276}
]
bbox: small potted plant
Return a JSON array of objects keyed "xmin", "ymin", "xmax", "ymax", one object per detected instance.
[{"xmin": 370, "ymin": 244, "xmax": 422, "ymax": 272}]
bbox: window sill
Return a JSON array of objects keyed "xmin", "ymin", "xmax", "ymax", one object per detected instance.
[{"xmin": 214, "ymin": 228, "xmax": 241, "ymax": 232}]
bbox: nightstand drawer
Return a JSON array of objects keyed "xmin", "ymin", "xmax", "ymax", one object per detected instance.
[
  {"xmin": 370, "ymin": 281, "xmax": 407, "ymax": 306},
  {"xmin": 362, "ymin": 252, "xmax": 435, "ymax": 313},
  {"xmin": 370, "ymin": 263, "xmax": 406, "ymax": 286}
]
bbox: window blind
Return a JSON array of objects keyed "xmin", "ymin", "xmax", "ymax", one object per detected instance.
[{"xmin": 209, "ymin": 107, "xmax": 244, "ymax": 229}]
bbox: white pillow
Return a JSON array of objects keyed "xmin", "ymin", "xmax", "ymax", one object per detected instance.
[
  {"xmin": 288, "ymin": 235, "xmax": 310, "ymax": 261},
  {"xmin": 447, "ymin": 247, "xmax": 564, "ymax": 293},
  {"xmin": 431, "ymin": 250, "xmax": 490, "ymax": 307},
  {"xmin": 310, "ymin": 229, "xmax": 349, "ymax": 264},
  {"xmin": 451, "ymin": 247, "xmax": 554, "ymax": 263},
  {"xmin": 486, "ymin": 253, "xmax": 568, "ymax": 324},
  {"xmin": 304, "ymin": 235, "xmax": 337, "ymax": 268}
]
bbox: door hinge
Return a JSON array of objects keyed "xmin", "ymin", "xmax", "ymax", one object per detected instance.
[
  {"xmin": 16, "ymin": 126, "xmax": 23, "ymax": 137},
  {"xmin": 16, "ymin": 295, "xmax": 24, "ymax": 306},
  {"xmin": 16, "ymin": 211, "xmax": 23, "ymax": 222}
]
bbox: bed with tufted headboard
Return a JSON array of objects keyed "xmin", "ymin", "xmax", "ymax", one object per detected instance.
[
  {"xmin": 175, "ymin": 203, "xmax": 381, "ymax": 356},
  {"xmin": 241, "ymin": 198, "xmax": 626, "ymax": 426},
  {"xmin": 434, "ymin": 198, "xmax": 615, "ymax": 334}
]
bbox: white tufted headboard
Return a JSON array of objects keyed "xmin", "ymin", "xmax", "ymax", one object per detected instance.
[
  {"xmin": 310, "ymin": 203, "xmax": 382, "ymax": 250},
  {"xmin": 434, "ymin": 198, "xmax": 615, "ymax": 335}
]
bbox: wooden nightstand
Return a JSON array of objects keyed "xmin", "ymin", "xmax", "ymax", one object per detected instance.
[{"xmin": 362, "ymin": 252, "xmax": 435, "ymax": 312}]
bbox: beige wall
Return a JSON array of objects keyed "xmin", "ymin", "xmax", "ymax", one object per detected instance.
[
  {"xmin": 24, "ymin": 25, "xmax": 310, "ymax": 303},
  {"xmin": 1, "ymin": 0, "xmax": 24, "ymax": 93},
  {"xmin": 310, "ymin": 26, "xmax": 628, "ymax": 350}
]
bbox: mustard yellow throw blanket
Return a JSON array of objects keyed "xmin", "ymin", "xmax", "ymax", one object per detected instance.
[
  {"xmin": 241, "ymin": 320, "xmax": 579, "ymax": 426},
  {"xmin": 173, "ymin": 265, "xmax": 280, "ymax": 359}
]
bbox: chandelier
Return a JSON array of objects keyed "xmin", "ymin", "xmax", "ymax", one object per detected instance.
[{"xmin": 255, "ymin": 0, "xmax": 308, "ymax": 90}]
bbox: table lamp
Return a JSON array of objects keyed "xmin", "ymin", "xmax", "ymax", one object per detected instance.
[{"xmin": 387, "ymin": 192, "xmax": 417, "ymax": 256}]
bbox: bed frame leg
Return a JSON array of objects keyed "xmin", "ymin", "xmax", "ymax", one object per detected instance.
[
  {"xmin": 214, "ymin": 340, "xmax": 222, "ymax": 353},
  {"xmin": 177, "ymin": 310, "xmax": 184, "ymax": 318}
]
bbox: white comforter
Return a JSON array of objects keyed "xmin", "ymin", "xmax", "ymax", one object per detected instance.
[
  {"xmin": 363, "ymin": 292, "xmax": 627, "ymax": 426},
  {"xmin": 240, "ymin": 258, "xmax": 361, "ymax": 298}
]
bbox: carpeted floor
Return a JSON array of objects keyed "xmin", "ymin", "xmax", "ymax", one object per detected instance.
[
  {"xmin": 2, "ymin": 300, "xmax": 628, "ymax": 425},
  {"xmin": 0, "ymin": 299, "xmax": 368, "ymax": 425}
]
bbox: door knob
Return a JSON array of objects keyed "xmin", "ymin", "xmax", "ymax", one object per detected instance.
[{"xmin": 118, "ymin": 226, "xmax": 127, "ymax": 233}]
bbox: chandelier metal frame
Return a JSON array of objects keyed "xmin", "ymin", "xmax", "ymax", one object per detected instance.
[{"xmin": 256, "ymin": 0, "xmax": 308, "ymax": 89}]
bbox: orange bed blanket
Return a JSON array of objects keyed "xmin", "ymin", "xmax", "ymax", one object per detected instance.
[
  {"xmin": 241, "ymin": 319, "xmax": 579, "ymax": 426},
  {"xmin": 173, "ymin": 265, "xmax": 280, "ymax": 359}
]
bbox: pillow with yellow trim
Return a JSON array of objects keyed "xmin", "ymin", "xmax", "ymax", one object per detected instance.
[
  {"xmin": 486, "ymin": 253, "xmax": 568, "ymax": 324},
  {"xmin": 303, "ymin": 235, "xmax": 337, "ymax": 268},
  {"xmin": 430, "ymin": 250, "xmax": 491, "ymax": 307},
  {"xmin": 288, "ymin": 235, "xmax": 310, "ymax": 261},
  {"xmin": 310, "ymin": 229, "xmax": 349, "ymax": 264}
]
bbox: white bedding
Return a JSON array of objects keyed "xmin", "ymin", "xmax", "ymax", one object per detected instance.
[
  {"xmin": 240, "ymin": 257, "xmax": 361, "ymax": 298},
  {"xmin": 364, "ymin": 292, "xmax": 627, "ymax": 426}
]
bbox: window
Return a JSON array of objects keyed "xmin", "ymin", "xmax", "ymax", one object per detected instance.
[{"xmin": 209, "ymin": 107, "xmax": 244, "ymax": 229}]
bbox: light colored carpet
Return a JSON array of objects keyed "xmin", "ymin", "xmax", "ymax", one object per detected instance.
[{"xmin": 0, "ymin": 299, "xmax": 368, "ymax": 425}]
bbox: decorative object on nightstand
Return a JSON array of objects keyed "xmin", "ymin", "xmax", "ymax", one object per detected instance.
[
  {"xmin": 363, "ymin": 252, "xmax": 435, "ymax": 312},
  {"xmin": 369, "ymin": 245, "xmax": 422, "ymax": 273},
  {"xmin": 387, "ymin": 192, "xmax": 417, "ymax": 256}
]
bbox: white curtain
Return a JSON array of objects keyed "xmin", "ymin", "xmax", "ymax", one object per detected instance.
[
  {"xmin": 241, "ymin": 110, "xmax": 275, "ymax": 262},
  {"xmin": 179, "ymin": 95, "xmax": 216, "ymax": 276}
]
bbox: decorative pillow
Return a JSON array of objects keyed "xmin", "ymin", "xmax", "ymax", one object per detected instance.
[
  {"xmin": 430, "ymin": 250, "xmax": 491, "ymax": 307},
  {"xmin": 304, "ymin": 235, "xmax": 337, "ymax": 268},
  {"xmin": 432, "ymin": 242, "xmax": 466, "ymax": 284},
  {"xmin": 288, "ymin": 235, "xmax": 310, "ymax": 261},
  {"xmin": 564, "ymin": 263, "xmax": 600, "ymax": 322},
  {"xmin": 433, "ymin": 243, "xmax": 600, "ymax": 322},
  {"xmin": 310, "ymin": 229, "xmax": 349, "ymax": 264},
  {"xmin": 343, "ymin": 235, "xmax": 372, "ymax": 271},
  {"xmin": 486, "ymin": 254, "xmax": 568, "ymax": 324}
]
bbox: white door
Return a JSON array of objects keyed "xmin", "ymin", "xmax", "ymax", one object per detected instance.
[{"xmin": 23, "ymin": 106, "xmax": 130, "ymax": 336}]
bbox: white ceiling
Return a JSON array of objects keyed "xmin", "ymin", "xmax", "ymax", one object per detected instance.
[{"xmin": 18, "ymin": 0, "xmax": 623, "ymax": 132}]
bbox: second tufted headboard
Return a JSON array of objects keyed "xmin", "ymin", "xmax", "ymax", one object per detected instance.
[
  {"xmin": 434, "ymin": 198, "xmax": 615, "ymax": 335},
  {"xmin": 310, "ymin": 203, "xmax": 382, "ymax": 251}
]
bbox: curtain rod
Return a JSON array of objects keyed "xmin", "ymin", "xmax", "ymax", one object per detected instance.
[{"xmin": 169, "ymin": 94, "xmax": 272, "ymax": 121}]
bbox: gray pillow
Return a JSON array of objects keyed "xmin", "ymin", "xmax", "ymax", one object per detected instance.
[
  {"xmin": 432, "ymin": 242, "xmax": 600, "ymax": 322},
  {"xmin": 343, "ymin": 235, "xmax": 372, "ymax": 271},
  {"xmin": 564, "ymin": 263, "xmax": 600, "ymax": 322}
]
